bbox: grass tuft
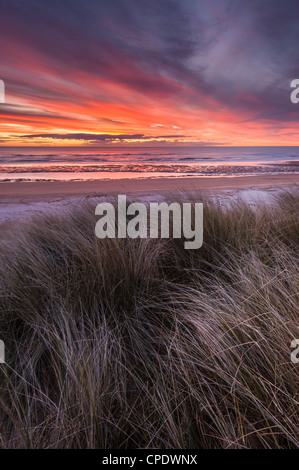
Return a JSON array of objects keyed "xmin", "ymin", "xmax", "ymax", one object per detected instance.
[{"xmin": 0, "ymin": 191, "xmax": 298, "ymax": 448}]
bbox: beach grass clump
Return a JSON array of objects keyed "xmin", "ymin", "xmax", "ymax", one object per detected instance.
[{"xmin": 0, "ymin": 190, "xmax": 298, "ymax": 449}]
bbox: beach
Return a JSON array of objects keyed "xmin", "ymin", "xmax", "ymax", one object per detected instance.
[
  {"xmin": 1, "ymin": 173, "xmax": 299, "ymax": 200},
  {"xmin": 2, "ymin": 0, "xmax": 299, "ymax": 451},
  {"xmin": 0, "ymin": 173, "xmax": 298, "ymax": 225},
  {"xmin": 1, "ymin": 177, "xmax": 298, "ymax": 449}
]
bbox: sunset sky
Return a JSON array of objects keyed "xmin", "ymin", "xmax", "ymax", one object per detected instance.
[{"xmin": 0, "ymin": 0, "xmax": 299, "ymax": 147}]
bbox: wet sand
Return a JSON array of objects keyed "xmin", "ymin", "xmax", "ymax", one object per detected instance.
[{"xmin": 0, "ymin": 174, "xmax": 299, "ymax": 203}]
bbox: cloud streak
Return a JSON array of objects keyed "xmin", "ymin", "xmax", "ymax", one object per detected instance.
[{"xmin": 21, "ymin": 133, "xmax": 185, "ymax": 142}]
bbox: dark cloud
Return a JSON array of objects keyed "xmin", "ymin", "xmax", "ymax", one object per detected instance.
[{"xmin": 21, "ymin": 133, "xmax": 185, "ymax": 142}]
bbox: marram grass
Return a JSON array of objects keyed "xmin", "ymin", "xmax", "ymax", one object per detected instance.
[{"xmin": 0, "ymin": 190, "xmax": 298, "ymax": 448}]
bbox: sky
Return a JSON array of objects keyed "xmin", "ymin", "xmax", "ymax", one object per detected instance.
[{"xmin": 0, "ymin": 0, "xmax": 299, "ymax": 147}]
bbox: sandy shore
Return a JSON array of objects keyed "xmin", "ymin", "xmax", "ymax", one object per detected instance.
[
  {"xmin": 0, "ymin": 174, "xmax": 299, "ymax": 203},
  {"xmin": 0, "ymin": 174, "xmax": 298, "ymax": 233}
]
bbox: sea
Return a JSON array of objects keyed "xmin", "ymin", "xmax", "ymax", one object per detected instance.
[{"xmin": 0, "ymin": 146, "xmax": 299, "ymax": 182}]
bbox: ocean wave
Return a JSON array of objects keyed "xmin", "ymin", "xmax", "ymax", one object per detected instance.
[{"xmin": 1, "ymin": 162, "xmax": 299, "ymax": 184}]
